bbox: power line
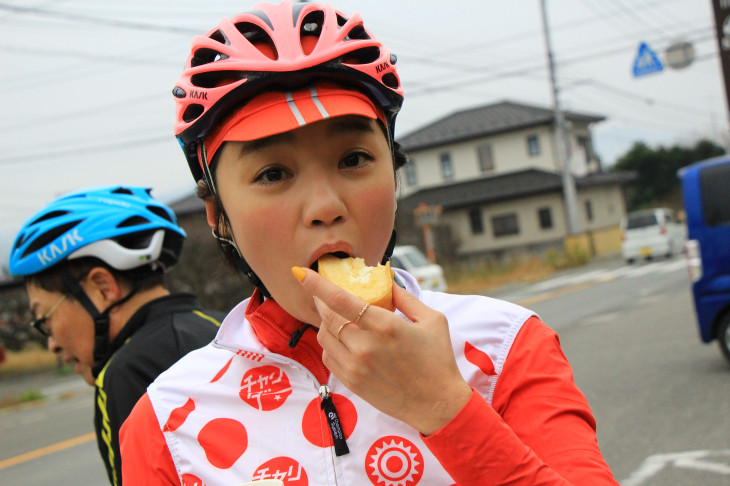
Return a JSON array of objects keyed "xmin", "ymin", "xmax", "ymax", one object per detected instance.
[
  {"xmin": 0, "ymin": 3, "xmax": 200, "ymax": 35},
  {"xmin": 0, "ymin": 134, "xmax": 172, "ymax": 164}
]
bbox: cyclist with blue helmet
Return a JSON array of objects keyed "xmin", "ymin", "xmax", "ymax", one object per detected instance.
[{"xmin": 9, "ymin": 185, "xmax": 222, "ymax": 486}]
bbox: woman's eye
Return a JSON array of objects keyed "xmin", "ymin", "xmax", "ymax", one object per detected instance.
[
  {"xmin": 255, "ymin": 167, "xmax": 289, "ymax": 184},
  {"xmin": 340, "ymin": 152, "xmax": 371, "ymax": 169}
]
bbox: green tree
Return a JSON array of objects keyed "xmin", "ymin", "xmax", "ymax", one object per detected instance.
[{"xmin": 611, "ymin": 138, "xmax": 725, "ymax": 211}]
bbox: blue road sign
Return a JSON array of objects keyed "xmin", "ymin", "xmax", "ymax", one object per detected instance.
[{"xmin": 632, "ymin": 42, "xmax": 663, "ymax": 77}]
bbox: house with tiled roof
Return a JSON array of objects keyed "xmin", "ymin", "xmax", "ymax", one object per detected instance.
[{"xmin": 395, "ymin": 100, "xmax": 634, "ymax": 261}]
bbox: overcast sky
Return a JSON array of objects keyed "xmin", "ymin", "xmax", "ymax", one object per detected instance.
[{"xmin": 0, "ymin": 0, "xmax": 723, "ymax": 270}]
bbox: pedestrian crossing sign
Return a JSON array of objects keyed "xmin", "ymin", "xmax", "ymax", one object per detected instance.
[{"xmin": 632, "ymin": 42, "xmax": 663, "ymax": 77}]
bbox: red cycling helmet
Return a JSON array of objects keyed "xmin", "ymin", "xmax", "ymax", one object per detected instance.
[{"xmin": 173, "ymin": 0, "xmax": 404, "ymax": 183}]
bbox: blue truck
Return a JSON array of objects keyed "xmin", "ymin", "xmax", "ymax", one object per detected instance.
[{"xmin": 678, "ymin": 155, "xmax": 730, "ymax": 363}]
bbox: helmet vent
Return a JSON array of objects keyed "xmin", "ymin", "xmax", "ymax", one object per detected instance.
[
  {"xmin": 192, "ymin": 48, "xmax": 230, "ymax": 68},
  {"xmin": 147, "ymin": 205, "xmax": 174, "ymax": 223},
  {"xmin": 300, "ymin": 11, "xmax": 323, "ymax": 55},
  {"xmin": 234, "ymin": 22, "xmax": 278, "ymax": 60},
  {"xmin": 191, "ymin": 70, "xmax": 246, "ymax": 89},
  {"xmin": 115, "ymin": 230, "xmax": 155, "ymax": 250},
  {"xmin": 13, "ymin": 228, "xmax": 37, "ymax": 251},
  {"xmin": 344, "ymin": 25, "xmax": 370, "ymax": 41},
  {"xmin": 381, "ymin": 72, "xmax": 399, "ymax": 90},
  {"xmin": 341, "ymin": 47, "xmax": 380, "ymax": 65},
  {"xmin": 182, "ymin": 104, "xmax": 205, "ymax": 123},
  {"xmin": 118, "ymin": 216, "xmax": 150, "ymax": 228},
  {"xmin": 111, "ymin": 187, "xmax": 134, "ymax": 196},
  {"xmin": 30, "ymin": 210, "xmax": 70, "ymax": 226},
  {"xmin": 21, "ymin": 220, "xmax": 82, "ymax": 259},
  {"xmin": 301, "ymin": 11, "xmax": 323, "ymax": 35},
  {"xmin": 208, "ymin": 29, "xmax": 228, "ymax": 46},
  {"xmin": 336, "ymin": 14, "xmax": 348, "ymax": 27}
]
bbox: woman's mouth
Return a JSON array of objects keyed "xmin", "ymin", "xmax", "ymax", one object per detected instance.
[{"xmin": 310, "ymin": 251, "xmax": 351, "ymax": 272}]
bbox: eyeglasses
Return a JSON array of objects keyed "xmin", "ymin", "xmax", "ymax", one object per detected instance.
[{"xmin": 30, "ymin": 294, "xmax": 67, "ymax": 337}]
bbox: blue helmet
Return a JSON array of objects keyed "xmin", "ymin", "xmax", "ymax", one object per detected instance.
[{"xmin": 9, "ymin": 185, "xmax": 186, "ymax": 277}]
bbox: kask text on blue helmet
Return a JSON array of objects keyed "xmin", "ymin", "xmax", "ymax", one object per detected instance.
[{"xmin": 9, "ymin": 185, "xmax": 186, "ymax": 277}]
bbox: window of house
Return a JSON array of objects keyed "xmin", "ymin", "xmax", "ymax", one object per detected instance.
[
  {"xmin": 477, "ymin": 144, "xmax": 494, "ymax": 172},
  {"xmin": 469, "ymin": 207, "xmax": 484, "ymax": 235},
  {"xmin": 538, "ymin": 207, "xmax": 553, "ymax": 229},
  {"xmin": 404, "ymin": 160, "xmax": 418, "ymax": 186},
  {"xmin": 527, "ymin": 135, "xmax": 540, "ymax": 157},
  {"xmin": 440, "ymin": 152, "xmax": 454, "ymax": 180},
  {"xmin": 577, "ymin": 136, "xmax": 592, "ymax": 160},
  {"xmin": 492, "ymin": 213, "xmax": 519, "ymax": 237},
  {"xmin": 585, "ymin": 200, "xmax": 594, "ymax": 222}
]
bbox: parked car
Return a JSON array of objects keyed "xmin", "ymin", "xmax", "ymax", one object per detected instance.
[
  {"xmin": 390, "ymin": 245, "xmax": 448, "ymax": 292},
  {"xmin": 620, "ymin": 207, "xmax": 685, "ymax": 264},
  {"xmin": 678, "ymin": 155, "xmax": 730, "ymax": 363}
]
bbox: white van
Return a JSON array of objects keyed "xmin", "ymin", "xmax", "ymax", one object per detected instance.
[
  {"xmin": 390, "ymin": 245, "xmax": 448, "ymax": 291},
  {"xmin": 621, "ymin": 208, "xmax": 685, "ymax": 264}
]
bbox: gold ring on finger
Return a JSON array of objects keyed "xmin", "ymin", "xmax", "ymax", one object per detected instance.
[
  {"xmin": 354, "ymin": 303, "xmax": 370, "ymax": 325},
  {"xmin": 337, "ymin": 321, "xmax": 355, "ymax": 343}
]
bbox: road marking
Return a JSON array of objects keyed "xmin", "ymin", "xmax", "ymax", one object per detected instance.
[
  {"xmin": 621, "ymin": 449, "xmax": 730, "ymax": 485},
  {"xmin": 0, "ymin": 432, "xmax": 95, "ymax": 470}
]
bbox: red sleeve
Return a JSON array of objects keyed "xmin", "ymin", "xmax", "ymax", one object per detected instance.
[
  {"xmin": 423, "ymin": 316, "xmax": 618, "ymax": 485},
  {"xmin": 120, "ymin": 393, "xmax": 179, "ymax": 485}
]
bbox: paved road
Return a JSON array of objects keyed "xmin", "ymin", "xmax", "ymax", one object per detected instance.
[
  {"xmin": 494, "ymin": 256, "xmax": 730, "ymax": 485},
  {"xmin": 0, "ymin": 255, "xmax": 728, "ymax": 485}
]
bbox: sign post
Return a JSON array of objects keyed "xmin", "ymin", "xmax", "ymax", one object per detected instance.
[{"xmin": 413, "ymin": 203, "xmax": 442, "ymax": 264}]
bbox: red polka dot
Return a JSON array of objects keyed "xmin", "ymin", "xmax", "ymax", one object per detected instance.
[
  {"xmin": 163, "ymin": 398, "xmax": 195, "ymax": 432},
  {"xmin": 301, "ymin": 394, "xmax": 357, "ymax": 448},
  {"xmin": 464, "ymin": 341, "xmax": 496, "ymax": 376},
  {"xmin": 252, "ymin": 457, "xmax": 308, "ymax": 485},
  {"xmin": 211, "ymin": 357, "xmax": 233, "ymax": 383},
  {"xmin": 239, "ymin": 365, "xmax": 292, "ymax": 411},
  {"xmin": 181, "ymin": 473, "xmax": 205, "ymax": 486},
  {"xmin": 197, "ymin": 418, "xmax": 248, "ymax": 469}
]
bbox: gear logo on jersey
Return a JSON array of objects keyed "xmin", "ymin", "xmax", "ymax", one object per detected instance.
[
  {"xmin": 240, "ymin": 365, "xmax": 292, "ymax": 411},
  {"xmin": 252, "ymin": 457, "xmax": 308, "ymax": 485},
  {"xmin": 366, "ymin": 436, "xmax": 424, "ymax": 486}
]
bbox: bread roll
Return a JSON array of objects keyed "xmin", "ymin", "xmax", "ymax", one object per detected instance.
[{"xmin": 318, "ymin": 255, "xmax": 394, "ymax": 310}]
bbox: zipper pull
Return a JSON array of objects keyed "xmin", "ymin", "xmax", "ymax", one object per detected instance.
[{"xmin": 319, "ymin": 385, "xmax": 350, "ymax": 456}]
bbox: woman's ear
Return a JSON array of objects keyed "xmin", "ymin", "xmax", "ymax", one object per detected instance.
[{"xmin": 204, "ymin": 199, "xmax": 217, "ymax": 229}]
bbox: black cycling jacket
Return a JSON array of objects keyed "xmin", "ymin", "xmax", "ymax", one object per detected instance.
[{"xmin": 92, "ymin": 292, "xmax": 223, "ymax": 486}]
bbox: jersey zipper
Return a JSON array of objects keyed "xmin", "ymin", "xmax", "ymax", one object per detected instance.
[{"xmin": 319, "ymin": 384, "xmax": 350, "ymax": 456}]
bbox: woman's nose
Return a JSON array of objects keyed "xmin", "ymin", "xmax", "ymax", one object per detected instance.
[{"xmin": 304, "ymin": 183, "xmax": 347, "ymax": 227}]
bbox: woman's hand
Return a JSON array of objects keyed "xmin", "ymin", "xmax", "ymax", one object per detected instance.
[{"xmin": 293, "ymin": 267, "xmax": 473, "ymax": 435}]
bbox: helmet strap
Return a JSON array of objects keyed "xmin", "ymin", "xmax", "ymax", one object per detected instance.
[
  {"xmin": 60, "ymin": 269, "xmax": 141, "ymax": 378},
  {"xmin": 199, "ymin": 141, "xmax": 218, "ymax": 199},
  {"xmin": 381, "ymin": 229, "xmax": 397, "ymax": 265}
]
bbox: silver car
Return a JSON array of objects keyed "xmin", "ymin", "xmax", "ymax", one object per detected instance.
[{"xmin": 390, "ymin": 245, "xmax": 448, "ymax": 291}]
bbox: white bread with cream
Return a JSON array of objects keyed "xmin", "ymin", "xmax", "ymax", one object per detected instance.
[{"xmin": 318, "ymin": 255, "xmax": 395, "ymax": 310}]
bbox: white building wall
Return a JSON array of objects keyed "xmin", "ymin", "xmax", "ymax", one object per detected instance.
[
  {"xmin": 399, "ymin": 124, "xmax": 574, "ymax": 198},
  {"xmin": 445, "ymin": 185, "xmax": 624, "ymax": 256}
]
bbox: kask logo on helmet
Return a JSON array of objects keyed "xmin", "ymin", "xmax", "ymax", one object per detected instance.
[
  {"xmin": 36, "ymin": 229, "xmax": 83, "ymax": 267},
  {"xmin": 375, "ymin": 62, "xmax": 390, "ymax": 74}
]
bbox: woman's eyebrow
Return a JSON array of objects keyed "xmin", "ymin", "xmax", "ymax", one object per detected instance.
[
  {"xmin": 326, "ymin": 118, "xmax": 375, "ymax": 136},
  {"xmin": 238, "ymin": 131, "xmax": 295, "ymax": 156}
]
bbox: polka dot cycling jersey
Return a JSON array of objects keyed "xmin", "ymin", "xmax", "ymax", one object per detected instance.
[{"xmin": 138, "ymin": 271, "xmax": 537, "ymax": 485}]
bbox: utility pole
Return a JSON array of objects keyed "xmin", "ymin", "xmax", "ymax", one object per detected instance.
[
  {"xmin": 539, "ymin": 0, "xmax": 581, "ymax": 235},
  {"xmin": 711, "ymin": 0, "xmax": 730, "ymax": 145}
]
